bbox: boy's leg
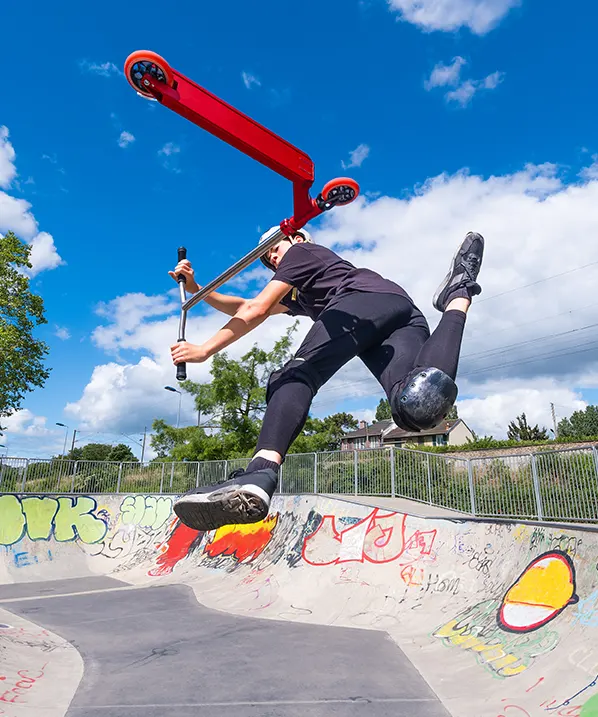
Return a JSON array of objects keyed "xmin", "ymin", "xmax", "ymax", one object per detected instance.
[
  {"xmin": 173, "ymin": 292, "xmax": 415, "ymax": 531},
  {"xmin": 364, "ymin": 232, "xmax": 484, "ymax": 432}
]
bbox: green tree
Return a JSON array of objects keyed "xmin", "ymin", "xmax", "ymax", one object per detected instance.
[
  {"xmin": 507, "ymin": 413, "xmax": 548, "ymax": 441},
  {"xmin": 558, "ymin": 405, "xmax": 598, "ymax": 439},
  {"xmin": 446, "ymin": 404, "xmax": 459, "ymax": 420},
  {"xmin": 107, "ymin": 443, "xmax": 139, "ymax": 462},
  {"xmin": 66, "ymin": 442, "xmax": 138, "ymax": 462},
  {"xmin": 152, "ymin": 323, "xmax": 299, "ymax": 460},
  {"xmin": 290, "ymin": 412, "xmax": 358, "ymax": 453},
  {"xmin": 375, "ymin": 398, "xmax": 392, "ymax": 421},
  {"xmin": 0, "ymin": 231, "xmax": 50, "ymax": 423}
]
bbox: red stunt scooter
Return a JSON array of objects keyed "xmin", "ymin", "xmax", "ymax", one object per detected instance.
[{"xmin": 124, "ymin": 50, "xmax": 360, "ymax": 380}]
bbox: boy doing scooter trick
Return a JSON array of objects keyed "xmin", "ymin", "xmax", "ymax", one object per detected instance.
[{"xmin": 169, "ymin": 229, "xmax": 484, "ymax": 532}]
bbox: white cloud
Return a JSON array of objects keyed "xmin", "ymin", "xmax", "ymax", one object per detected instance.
[
  {"xmin": 425, "ymin": 57, "xmax": 467, "ymax": 89},
  {"xmin": 580, "ymin": 155, "xmax": 598, "ymax": 181},
  {"xmin": 158, "ymin": 143, "xmax": 181, "ymax": 172},
  {"xmin": 159, "ymin": 143, "xmax": 180, "ymax": 157},
  {"xmin": 0, "ymin": 129, "xmax": 64, "ymax": 276},
  {"xmin": 79, "ymin": 60, "xmax": 123, "ymax": 77},
  {"xmin": 388, "ymin": 0, "xmax": 520, "ymax": 34},
  {"xmin": 242, "ymin": 72, "xmax": 261, "ymax": 89},
  {"xmin": 426, "ymin": 58, "xmax": 504, "ymax": 106},
  {"xmin": 341, "ymin": 144, "xmax": 371, "ymax": 170},
  {"xmin": 2, "ymin": 409, "xmax": 52, "ymax": 437},
  {"xmin": 457, "ymin": 379, "xmax": 586, "ymax": 438},
  {"xmin": 118, "ymin": 131, "xmax": 135, "ymax": 148},
  {"xmin": 55, "ymin": 326, "xmax": 71, "ymax": 340},
  {"xmin": 0, "ymin": 126, "xmax": 17, "ymax": 188},
  {"xmin": 27, "ymin": 231, "xmax": 65, "ymax": 276},
  {"xmin": 445, "ymin": 70, "xmax": 505, "ymax": 106}
]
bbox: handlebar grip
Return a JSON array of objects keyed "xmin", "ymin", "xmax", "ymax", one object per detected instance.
[
  {"xmin": 176, "ymin": 362, "xmax": 187, "ymax": 382},
  {"xmin": 177, "ymin": 246, "xmax": 187, "ymax": 285}
]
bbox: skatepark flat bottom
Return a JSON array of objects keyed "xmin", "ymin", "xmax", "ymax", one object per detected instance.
[{"xmin": 1, "ymin": 579, "xmax": 448, "ymax": 717}]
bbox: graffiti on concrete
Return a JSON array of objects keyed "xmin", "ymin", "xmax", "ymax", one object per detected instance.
[
  {"xmin": 0, "ymin": 663, "xmax": 48, "ymax": 705},
  {"xmin": 204, "ymin": 514, "xmax": 279, "ymax": 564},
  {"xmin": 301, "ymin": 508, "xmax": 437, "ymax": 573},
  {"xmin": 572, "ymin": 589, "xmax": 598, "ymax": 630},
  {"xmin": 434, "ymin": 598, "xmax": 560, "ymax": 678},
  {"xmin": 529, "ymin": 528, "xmax": 583, "ymax": 558},
  {"xmin": 498, "ymin": 551, "xmax": 579, "ymax": 633},
  {"xmin": 0, "ymin": 545, "xmax": 53, "ymax": 569},
  {"xmin": 120, "ymin": 495, "xmax": 173, "ymax": 531},
  {"xmin": 149, "ymin": 520, "xmax": 204, "ymax": 576},
  {"xmin": 0, "ymin": 495, "xmax": 107, "ymax": 546}
]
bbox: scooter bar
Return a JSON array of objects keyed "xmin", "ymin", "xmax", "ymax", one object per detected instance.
[
  {"xmin": 182, "ymin": 228, "xmax": 285, "ymax": 313},
  {"xmin": 176, "ymin": 246, "xmax": 188, "ymax": 381},
  {"xmin": 142, "ymin": 75, "xmax": 314, "ymax": 188}
]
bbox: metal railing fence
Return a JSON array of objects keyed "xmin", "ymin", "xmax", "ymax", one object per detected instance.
[{"xmin": 1, "ymin": 445, "xmax": 597, "ymax": 523}]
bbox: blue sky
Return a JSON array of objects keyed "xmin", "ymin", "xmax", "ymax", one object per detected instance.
[{"xmin": 3, "ymin": 0, "xmax": 598, "ymax": 457}]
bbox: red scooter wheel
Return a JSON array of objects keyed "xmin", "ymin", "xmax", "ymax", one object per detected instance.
[
  {"xmin": 320, "ymin": 177, "xmax": 360, "ymax": 206},
  {"xmin": 124, "ymin": 50, "xmax": 174, "ymax": 99}
]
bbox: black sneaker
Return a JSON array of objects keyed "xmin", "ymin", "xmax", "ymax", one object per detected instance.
[
  {"xmin": 173, "ymin": 468, "xmax": 278, "ymax": 531},
  {"xmin": 433, "ymin": 232, "xmax": 484, "ymax": 312}
]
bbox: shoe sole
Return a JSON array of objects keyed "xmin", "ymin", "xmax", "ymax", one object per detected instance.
[
  {"xmin": 432, "ymin": 232, "xmax": 484, "ymax": 311},
  {"xmin": 173, "ymin": 485, "xmax": 271, "ymax": 531}
]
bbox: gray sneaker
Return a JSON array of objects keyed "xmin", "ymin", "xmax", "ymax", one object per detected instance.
[
  {"xmin": 173, "ymin": 468, "xmax": 278, "ymax": 531},
  {"xmin": 433, "ymin": 232, "xmax": 484, "ymax": 312}
]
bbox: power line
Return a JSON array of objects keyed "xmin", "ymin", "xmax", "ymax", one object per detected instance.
[
  {"xmin": 475, "ymin": 259, "xmax": 598, "ymax": 303},
  {"xmin": 461, "ymin": 321, "xmax": 598, "ymax": 360}
]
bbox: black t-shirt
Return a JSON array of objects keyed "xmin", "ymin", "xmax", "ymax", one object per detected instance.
[{"xmin": 272, "ymin": 243, "xmax": 412, "ymax": 320}]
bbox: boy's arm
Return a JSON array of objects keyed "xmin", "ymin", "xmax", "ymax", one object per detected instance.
[
  {"xmin": 169, "ymin": 260, "xmax": 247, "ymax": 316},
  {"xmin": 197, "ymin": 290, "xmax": 247, "ymax": 316},
  {"xmin": 171, "ymin": 280, "xmax": 292, "ymax": 365}
]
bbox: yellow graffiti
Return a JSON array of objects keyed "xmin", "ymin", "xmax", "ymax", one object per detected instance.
[
  {"xmin": 499, "ymin": 552, "xmax": 578, "ymax": 633},
  {"xmin": 22, "ymin": 498, "xmax": 60, "ymax": 540},
  {"xmin": 433, "ymin": 599, "xmax": 560, "ymax": 679},
  {"xmin": 120, "ymin": 495, "xmax": 173, "ymax": 530},
  {"xmin": 506, "ymin": 555, "xmax": 574, "ymax": 609},
  {"xmin": 0, "ymin": 495, "xmax": 107, "ymax": 545},
  {"xmin": 434, "ymin": 620, "xmax": 526, "ymax": 677}
]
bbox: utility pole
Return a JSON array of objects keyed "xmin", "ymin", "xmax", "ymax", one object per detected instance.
[
  {"xmin": 141, "ymin": 427, "xmax": 147, "ymax": 463},
  {"xmin": 70, "ymin": 429, "xmax": 77, "ymax": 454},
  {"xmin": 550, "ymin": 403, "xmax": 558, "ymax": 439}
]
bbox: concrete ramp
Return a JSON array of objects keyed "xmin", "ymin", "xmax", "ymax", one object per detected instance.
[{"xmin": 0, "ymin": 492, "xmax": 597, "ymax": 717}]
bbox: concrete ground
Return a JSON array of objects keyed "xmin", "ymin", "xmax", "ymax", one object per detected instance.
[{"xmin": 1, "ymin": 578, "xmax": 449, "ymax": 717}]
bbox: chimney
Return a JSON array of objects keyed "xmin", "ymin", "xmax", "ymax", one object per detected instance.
[{"xmin": 359, "ymin": 420, "xmax": 367, "ymax": 429}]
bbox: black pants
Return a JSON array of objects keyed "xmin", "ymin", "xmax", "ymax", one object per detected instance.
[{"xmin": 256, "ymin": 292, "xmax": 467, "ymax": 456}]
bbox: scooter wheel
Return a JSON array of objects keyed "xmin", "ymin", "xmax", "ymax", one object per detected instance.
[
  {"xmin": 320, "ymin": 177, "xmax": 360, "ymax": 206},
  {"xmin": 124, "ymin": 50, "xmax": 174, "ymax": 99}
]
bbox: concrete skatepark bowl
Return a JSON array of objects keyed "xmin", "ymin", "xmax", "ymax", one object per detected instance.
[{"xmin": 0, "ymin": 492, "xmax": 597, "ymax": 717}]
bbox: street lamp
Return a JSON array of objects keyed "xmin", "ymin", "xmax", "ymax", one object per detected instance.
[
  {"xmin": 164, "ymin": 386, "xmax": 182, "ymax": 429},
  {"xmin": 56, "ymin": 423, "xmax": 69, "ymax": 457}
]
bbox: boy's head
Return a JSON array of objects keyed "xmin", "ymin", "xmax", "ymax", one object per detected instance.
[{"xmin": 259, "ymin": 227, "xmax": 313, "ymax": 270}]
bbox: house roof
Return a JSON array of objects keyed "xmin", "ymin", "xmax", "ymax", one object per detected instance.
[
  {"xmin": 343, "ymin": 420, "xmax": 393, "ymax": 439},
  {"xmin": 384, "ymin": 419, "xmax": 461, "ymax": 441}
]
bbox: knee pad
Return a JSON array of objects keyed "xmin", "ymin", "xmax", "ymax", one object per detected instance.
[
  {"xmin": 390, "ymin": 367, "xmax": 457, "ymax": 432},
  {"xmin": 266, "ymin": 358, "xmax": 321, "ymax": 404}
]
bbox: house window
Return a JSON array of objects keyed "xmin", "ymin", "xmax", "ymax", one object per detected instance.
[{"xmin": 433, "ymin": 435, "xmax": 448, "ymax": 446}]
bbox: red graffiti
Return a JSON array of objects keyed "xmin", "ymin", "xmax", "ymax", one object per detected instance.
[
  {"xmin": 0, "ymin": 664, "xmax": 47, "ymax": 704},
  {"xmin": 204, "ymin": 515, "xmax": 278, "ymax": 563},
  {"xmin": 302, "ymin": 509, "xmax": 437, "ymax": 567},
  {"xmin": 401, "ymin": 565, "xmax": 424, "ymax": 587},
  {"xmin": 149, "ymin": 521, "xmax": 202, "ymax": 577}
]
